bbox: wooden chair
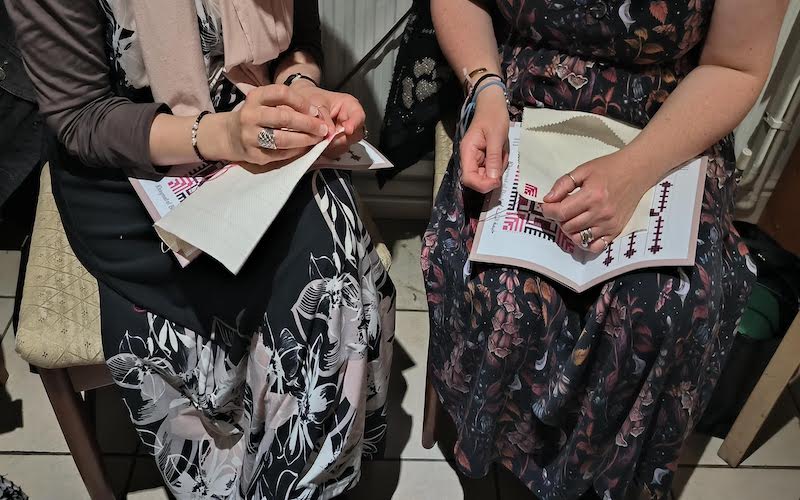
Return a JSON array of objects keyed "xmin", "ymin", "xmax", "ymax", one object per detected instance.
[
  {"xmin": 421, "ymin": 117, "xmax": 800, "ymax": 466},
  {"xmin": 718, "ymin": 312, "xmax": 800, "ymax": 466},
  {"xmin": 14, "ymin": 165, "xmax": 392, "ymax": 499}
]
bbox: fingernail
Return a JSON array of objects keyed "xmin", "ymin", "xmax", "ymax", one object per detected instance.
[
  {"xmin": 488, "ymin": 169, "xmax": 499, "ymax": 179},
  {"xmin": 319, "ymin": 124, "xmax": 329, "ymax": 136},
  {"xmin": 310, "ymin": 106, "xmax": 320, "ymax": 117}
]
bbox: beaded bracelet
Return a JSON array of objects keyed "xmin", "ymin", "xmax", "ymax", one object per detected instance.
[
  {"xmin": 283, "ymin": 73, "xmax": 319, "ymax": 87},
  {"xmin": 191, "ymin": 110, "xmax": 212, "ymax": 163}
]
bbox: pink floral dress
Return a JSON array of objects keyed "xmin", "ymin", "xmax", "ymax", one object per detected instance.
[{"xmin": 421, "ymin": 1, "xmax": 756, "ymax": 499}]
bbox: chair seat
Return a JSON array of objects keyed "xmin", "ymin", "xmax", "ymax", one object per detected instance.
[{"xmin": 16, "ymin": 164, "xmax": 104, "ymax": 369}]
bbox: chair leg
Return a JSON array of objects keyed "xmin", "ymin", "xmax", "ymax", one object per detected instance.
[
  {"xmin": 421, "ymin": 370, "xmax": 441, "ymax": 449},
  {"xmin": 38, "ymin": 368, "xmax": 115, "ymax": 500},
  {"xmin": 718, "ymin": 313, "xmax": 800, "ymax": 467}
]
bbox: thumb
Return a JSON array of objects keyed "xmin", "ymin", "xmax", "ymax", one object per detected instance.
[
  {"xmin": 544, "ymin": 172, "xmax": 580, "ymax": 202},
  {"xmin": 485, "ymin": 131, "xmax": 505, "ymax": 181}
]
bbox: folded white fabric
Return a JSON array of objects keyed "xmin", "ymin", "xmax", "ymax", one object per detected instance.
[
  {"xmin": 154, "ymin": 136, "xmax": 333, "ymax": 274},
  {"xmin": 519, "ymin": 108, "xmax": 654, "ymax": 236}
]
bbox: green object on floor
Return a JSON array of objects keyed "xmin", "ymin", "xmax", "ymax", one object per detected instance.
[{"xmin": 738, "ymin": 283, "xmax": 781, "ymax": 340}]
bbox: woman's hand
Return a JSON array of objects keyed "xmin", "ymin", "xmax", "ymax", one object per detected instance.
[
  {"xmin": 460, "ymin": 84, "xmax": 509, "ymax": 193},
  {"xmin": 214, "ymin": 84, "xmax": 330, "ymax": 166},
  {"xmin": 540, "ymin": 151, "xmax": 653, "ymax": 253},
  {"xmin": 292, "ymin": 81, "xmax": 366, "ymax": 158}
]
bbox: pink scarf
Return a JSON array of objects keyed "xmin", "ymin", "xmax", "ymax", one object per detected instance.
[{"xmin": 131, "ymin": 0, "xmax": 294, "ymax": 116}]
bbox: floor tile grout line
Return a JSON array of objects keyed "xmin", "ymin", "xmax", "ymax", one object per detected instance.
[
  {"xmin": 0, "ymin": 451, "xmax": 150, "ymax": 458},
  {"xmin": 1, "ymin": 318, "xmax": 11, "ymax": 341},
  {"xmin": 677, "ymin": 464, "xmax": 800, "ymax": 470}
]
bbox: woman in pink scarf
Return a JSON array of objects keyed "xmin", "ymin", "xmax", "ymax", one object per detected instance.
[{"xmin": 7, "ymin": 1, "xmax": 395, "ymax": 498}]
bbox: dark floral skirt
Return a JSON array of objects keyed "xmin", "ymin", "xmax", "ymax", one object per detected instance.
[{"xmin": 421, "ymin": 136, "xmax": 755, "ymax": 500}]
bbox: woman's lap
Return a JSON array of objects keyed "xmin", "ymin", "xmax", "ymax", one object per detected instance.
[
  {"xmin": 423, "ymin": 147, "xmax": 755, "ymax": 499},
  {"xmin": 101, "ymin": 169, "xmax": 396, "ymax": 500}
]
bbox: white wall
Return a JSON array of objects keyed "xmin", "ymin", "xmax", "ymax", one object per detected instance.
[{"xmin": 734, "ymin": 3, "xmax": 800, "ymax": 221}]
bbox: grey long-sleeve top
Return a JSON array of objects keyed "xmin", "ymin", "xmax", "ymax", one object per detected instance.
[
  {"xmin": 5, "ymin": 0, "xmax": 323, "ymax": 172},
  {"xmin": 3, "ymin": 0, "xmax": 324, "ymax": 337}
]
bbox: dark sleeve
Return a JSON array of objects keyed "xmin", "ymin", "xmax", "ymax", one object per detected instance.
[
  {"xmin": 270, "ymin": 0, "xmax": 324, "ymax": 80},
  {"xmin": 4, "ymin": 0, "xmax": 167, "ymax": 171}
]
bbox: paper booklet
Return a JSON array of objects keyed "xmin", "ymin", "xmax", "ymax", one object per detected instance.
[
  {"xmin": 470, "ymin": 122, "xmax": 707, "ymax": 293},
  {"xmin": 129, "ymin": 136, "xmax": 392, "ymax": 272}
]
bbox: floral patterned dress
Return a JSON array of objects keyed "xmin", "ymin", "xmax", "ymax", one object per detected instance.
[
  {"xmin": 94, "ymin": 1, "xmax": 396, "ymax": 499},
  {"xmin": 422, "ymin": 1, "xmax": 756, "ymax": 499}
]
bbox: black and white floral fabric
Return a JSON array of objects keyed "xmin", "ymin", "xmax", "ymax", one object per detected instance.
[
  {"xmin": 107, "ymin": 169, "xmax": 395, "ymax": 499},
  {"xmin": 0, "ymin": 475, "xmax": 27, "ymax": 500},
  {"xmin": 95, "ymin": 2, "xmax": 397, "ymax": 498}
]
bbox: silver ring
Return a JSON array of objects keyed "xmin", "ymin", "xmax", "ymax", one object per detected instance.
[
  {"xmin": 580, "ymin": 228, "xmax": 593, "ymax": 248},
  {"xmin": 568, "ymin": 173, "xmax": 578, "ymax": 188},
  {"xmin": 600, "ymin": 236, "xmax": 610, "ymax": 250},
  {"xmin": 258, "ymin": 127, "xmax": 277, "ymax": 150},
  {"xmin": 362, "ymin": 126, "xmax": 369, "ymax": 139}
]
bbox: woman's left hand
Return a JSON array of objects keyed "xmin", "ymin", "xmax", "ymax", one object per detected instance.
[
  {"xmin": 540, "ymin": 151, "xmax": 653, "ymax": 253},
  {"xmin": 292, "ymin": 82, "xmax": 366, "ymax": 157}
]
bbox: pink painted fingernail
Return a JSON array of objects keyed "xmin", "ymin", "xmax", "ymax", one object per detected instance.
[
  {"xmin": 310, "ymin": 105, "xmax": 320, "ymax": 117},
  {"xmin": 319, "ymin": 124, "xmax": 329, "ymax": 136}
]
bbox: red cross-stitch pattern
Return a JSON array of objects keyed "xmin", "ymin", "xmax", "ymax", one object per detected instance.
[
  {"xmin": 556, "ymin": 227, "xmax": 575, "ymax": 253},
  {"xmin": 502, "ymin": 212, "xmax": 526, "ymax": 232},
  {"xmin": 167, "ymin": 177, "xmax": 200, "ymax": 196},
  {"xmin": 624, "ymin": 232, "xmax": 637, "ymax": 259},
  {"xmin": 603, "ymin": 243, "xmax": 614, "ymax": 266},
  {"xmin": 649, "ymin": 216, "xmax": 665, "ymax": 254}
]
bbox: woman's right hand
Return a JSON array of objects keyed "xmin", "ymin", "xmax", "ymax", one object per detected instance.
[
  {"xmin": 460, "ymin": 83, "xmax": 510, "ymax": 193},
  {"xmin": 220, "ymin": 84, "xmax": 331, "ymax": 166}
]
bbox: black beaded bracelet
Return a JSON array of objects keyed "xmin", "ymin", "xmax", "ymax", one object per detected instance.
[
  {"xmin": 191, "ymin": 110, "xmax": 211, "ymax": 163},
  {"xmin": 283, "ymin": 73, "xmax": 319, "ymax": 87}
]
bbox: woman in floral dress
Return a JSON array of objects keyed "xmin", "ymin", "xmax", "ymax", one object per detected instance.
[
  {"xmin": 9, "ymin": 0, "xmax": 395, "ymax": 498},
  {"xmin": 422, "ymin": 0, "xmax": 786, "ymax": 498}
]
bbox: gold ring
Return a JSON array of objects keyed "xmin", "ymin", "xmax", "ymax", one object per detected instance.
[{"xmin": 568, "ymin": 173, "xmax": 578, "ymax": 188}]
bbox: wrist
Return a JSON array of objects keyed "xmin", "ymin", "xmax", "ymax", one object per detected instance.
[
  {"xmin": 196, "ymin": 112, "xmax": 234, "ymax": 162},
  {"xmin": 612, "ymin": 146, "xmax": 663, "ymax": 190},
  {"xmin": 290, "ymin": 78, "xmax": 318, "ymax": 94},
  {"xmin": 475, "ymin": 84, "xmax": 508, "ymax": 112}
]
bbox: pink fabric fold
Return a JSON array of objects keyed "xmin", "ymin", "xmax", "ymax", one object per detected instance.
[{"xmin": 131, "ymin": 0, "xmax": 293, "ymax": 116}]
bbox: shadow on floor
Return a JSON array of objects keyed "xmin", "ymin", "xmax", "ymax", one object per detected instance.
[
  {"xmin": 378, "ymin": 219, "xmax": 429, "ymax": 252},
  {"xmin": 0, "ymin": 344, "xmax": 24, "ymax": 437},
  {"xmin": 674, "ymin": 389, "xmax": 799, "ymax": 499}
]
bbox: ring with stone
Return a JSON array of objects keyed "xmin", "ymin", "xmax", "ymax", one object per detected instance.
[
  {"xmin": 258, "ymin": 127, "xmax": 277, "ymax": 150},
  {"xmin": 580, "ymin": 228, "xmax": 593, "ymax": 248}
]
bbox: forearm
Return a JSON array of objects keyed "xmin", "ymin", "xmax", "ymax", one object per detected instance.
[
  {"xmin": 621, "ymin": 66, "xmax": 766, "ymax": 187},
  {"xmin": 149, "ymin": 112, "xmax": 235, "ymax": 166},
  {"xmin": 432, "ymin": 0, "xmax": 501, "ymax": 83}
]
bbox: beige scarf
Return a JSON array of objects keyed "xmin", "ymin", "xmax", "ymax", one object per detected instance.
[{"xmin": 131, "ymin": 0, "xmax": 294, "ymax": 116}]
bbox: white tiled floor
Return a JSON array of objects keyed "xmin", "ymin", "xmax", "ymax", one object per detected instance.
[{"xmin": 2, "ymin": 225, "xmax": 800, "ymax": 499}]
